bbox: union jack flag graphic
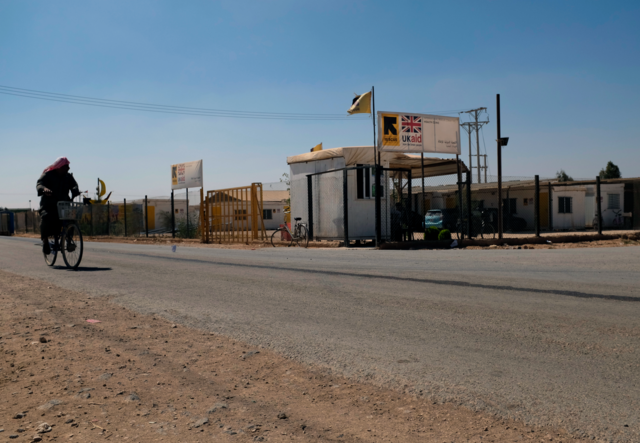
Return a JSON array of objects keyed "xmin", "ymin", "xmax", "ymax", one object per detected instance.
[{"xmin": 401, "ymin": 115, "xmax": 422, "ymax": 133}]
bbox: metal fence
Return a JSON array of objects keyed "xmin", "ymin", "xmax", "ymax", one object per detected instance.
[
  {"xmin": 78, "ymin": 202, "xmax": 145, "ymax": 237},
  {"xmin": 12, "ymin": 210, "xmax": 41, "ymax": 234}
]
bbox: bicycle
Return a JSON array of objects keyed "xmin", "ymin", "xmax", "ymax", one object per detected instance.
[
  {"xmin": 455, "ymin": 210, "xmax": 495, "ymax": 240},
  {"xmin": 43, "ymin": 201, "xmax": 86, "ymax": 269},
  {"xmin": 593, "ymin": 209, "xmax": 623, "ymax": 231},
  {"xmin": 270, "ymin": 212, "xmax": 309, "ymax": 248},
  {"xmin": 612, "ymin": 209, "xmax": 623, "ymax": 228}
]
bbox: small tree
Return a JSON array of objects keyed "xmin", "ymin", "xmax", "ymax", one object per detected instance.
[
  {"xmin": 280, "ymin": 172, "xmax": 291, "ymax": 205},
  {"xmin": 599, "ymin": 161, "xmax": 621, "ymax": 179},
  {"xmin": 556, "ymin": 169, "xmax": 573, "ymax": 182},
  {"xmin": 280, "ymin": 173, "xmax": 291, "ymax": 191}
]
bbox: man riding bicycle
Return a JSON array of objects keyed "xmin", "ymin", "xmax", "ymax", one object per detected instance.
[{"xmin": 36, "ymin": 157, "xmax": 81, "ymax": 255}]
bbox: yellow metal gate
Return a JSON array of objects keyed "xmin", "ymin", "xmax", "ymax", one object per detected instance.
[{"xmin": 200, "ymin": 183, "xmax": 266, "ymax": 243}]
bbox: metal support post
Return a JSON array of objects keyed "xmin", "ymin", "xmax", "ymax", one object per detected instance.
[
  {"xmin": 596, "ymin": 176, "xmax": 602, "ymax": 235},
  {"xmin": 124, "ymin": 198, "xmax": 127, "ymax": 237},
  {"xmin": 186, "ymin": 188, "xmax": 189, "ymax": 237},
  {"xmin": 534, "ymin": 175, "xmax": 540, "ymax": 237},
  {"xmin": 483, "ymin": 155, "xmax": 488, "ymax": 183},
  {"xmin": 497, "ymin": 94, "xmax": 503, "ymax": 239},
  {"xmin": 421, "ymin": 153, "xmax": 425, "ymax": 217},
  {"xmin": 25, "ymin": 212, "xmax": 28, "ymax": 233},
  {"xmin": 145, "ymin": 195, "xmax": 149, "ymax": 238},
  {"xmin": 107, "ymin": 201, "xmax": 110, "ymax": 236},
  {"xmin": 466, "ymin": 171, "xmax": 472, "ymax": 239},
  {"xmin": 548, "ymin": 182, "xmax": 553, "ymax": 231},
  {"xmin": 307, "ymin": 175, "xmax": 314, "ymax": 241},
  {"xmin": 171, "ymin": 190, "xmax": 175, "ymax": 238},
  {"xmin": 506, "ymin": 188, "xmax": 510, "ymax": 232},
  {"xmin": 456, "ymin": 156, "xmax": 464, "ymax": 240},
  {"xmin": 343, "ymin": 169, "xmax": 349, "ymax": 247},
  {"xmin": 375, "ymin": 165, "xmax": 381, "ymax": 245}
]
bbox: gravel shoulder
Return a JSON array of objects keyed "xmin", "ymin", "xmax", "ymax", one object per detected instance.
[{"xmin": 0, "ymin": 270, "xmax": 589, "ymax": 443}]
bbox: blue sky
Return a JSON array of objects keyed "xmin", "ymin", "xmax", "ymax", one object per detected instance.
[{"xmin": 1, "ymin": 0, "xmax": 639, "ymax": 208}]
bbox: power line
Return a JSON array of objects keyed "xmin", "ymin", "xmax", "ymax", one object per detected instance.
[
  {"xmin": 0, "ymin": 85, "xmax": 473, "ymax": 120},
  {"xmin": 0, "ymin": 85, "xmax": 368, "ymax": 121}
]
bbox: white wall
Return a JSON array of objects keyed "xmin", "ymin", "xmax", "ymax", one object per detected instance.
[
  {"xmin": 290, "ymin": 158, "xmax": 346, "ymax": 231},
  {"xmin": 289, "ymin": 158, "xmax": 391, "ymax": 240},
  {"xmin": 552, "ymin": 187, "xmax": 586, "ymax": 230},
  {"xmin": 583, "ymin": 183, "xmax": 625, "ymax": 228},
  {"xmin": 262, "ymin": 201, "xmax": 286, "ymax": 230}
]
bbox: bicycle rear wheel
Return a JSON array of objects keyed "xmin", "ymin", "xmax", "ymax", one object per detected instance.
[
  {"xmin": 271, "ymin": 228, "xmax": 293, "ymax": 247},
  {"xmin": 294, "ymin": 225, "xmax": 309, "ymax": 248},
  {"xmin": 480, "ymin": 223, "xmax": 495, "ymax": 239},
  {"xmin": 43, "ymin": 236, "xmax": 58, "ymax": 266},
  {"xmin": 61, "ymin": 223, "xmax": 83, "ymax": 269}
]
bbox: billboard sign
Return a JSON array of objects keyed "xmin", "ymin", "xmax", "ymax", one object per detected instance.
[
  {"xmin": 171, "ymin": 160, "xmax": 203, "ymax": 190},
  {"xmin": 377, "ymin": 112, "xmax": 460, "ymax": 154}
]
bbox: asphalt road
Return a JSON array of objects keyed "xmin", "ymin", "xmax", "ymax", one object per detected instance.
[{"xmin": 2, "ymin": 237, "xmax": 639, "ymax": 442}]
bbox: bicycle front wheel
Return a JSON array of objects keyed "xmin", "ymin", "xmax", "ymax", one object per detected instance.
[
  {"xmin": 294, "ymin": 225, "xmax": 309, "ymax": 248},
  {"xmin": 43, "ymin": 236, "xmax": 57, "ymax": 267},
  {"xmin": 61, "ymin": 223, "xmax": 83, "ymax": 269},
  {"xmin": 271, "ymin": 228, "xmax": 293, "ymax": 247},
  {"xmin": 480, "ymin": 223, "xmax": 495, "ymax": 239}
]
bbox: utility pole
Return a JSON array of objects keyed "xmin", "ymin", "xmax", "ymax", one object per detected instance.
[
  {"xmin": 460, "ymin": 122, "xmax": 473, "ymax": 186},
  {"xmin": 496, "ymin": 95, "xmax": 503, "ymax": 239},
  {"xmin": 461, "ymin": 108, "xmax": 489, "ymax": 183}
]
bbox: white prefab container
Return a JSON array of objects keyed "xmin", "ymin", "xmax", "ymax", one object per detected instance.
[
  {"xmin": 552, "ymin": 187, "xmax": 586, "ymax": 230},
  {"xmin": 290, "ymin": 158, "xmax": 388, "ymax": 240}
]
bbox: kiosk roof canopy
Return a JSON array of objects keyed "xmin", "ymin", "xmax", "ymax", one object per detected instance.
[{"xmin": 287, "ymin": 146, "xmax": 468, "ymax": 178}]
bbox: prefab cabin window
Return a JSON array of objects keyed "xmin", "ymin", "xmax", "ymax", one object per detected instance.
[
  {"xmin": 263, "ymin": 209, "xmax": 273, "ymax": 220},
  {"xmin": 558, "ymin": 197, "xmax": 572, "ymax": 214},
  {"xmin": 356, "ymin": 165, "xmax": 371, "ymax": 199},
  {"xmin": 608, "ymin": 194, "xmax": 620, "ymax": 210}
]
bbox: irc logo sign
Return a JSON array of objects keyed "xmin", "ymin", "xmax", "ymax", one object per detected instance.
[
  {"xmin": 381, "ymin": 113, "xmax": 399, "ymax": 146},
  {"xmin": 171, "ymin": 165, "xmax": 178, "ymax": 186}
]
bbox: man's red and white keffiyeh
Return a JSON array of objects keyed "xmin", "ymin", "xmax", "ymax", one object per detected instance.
[{"xmin": 43, "ymin": 157, "xmax": 70, "ymax": 174}]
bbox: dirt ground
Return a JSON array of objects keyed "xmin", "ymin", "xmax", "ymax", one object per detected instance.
[{"xmin": 0, "ymin": 270, "xmax": 591, "ymax": 443}]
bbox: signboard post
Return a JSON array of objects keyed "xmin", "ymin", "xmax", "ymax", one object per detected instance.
[
  {"xmin": 171, "ymin": 160, "xmax": 203, "ymax": 239},
  {"xmin": 377, "ymin": 112, "xmax": 461, "ymax": 155}
]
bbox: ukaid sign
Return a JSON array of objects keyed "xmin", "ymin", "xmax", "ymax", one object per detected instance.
[
  {"xmin": 377, "ymin": 112, "xmax": 460, "ymax": 154},
  {"xmin": 171, "ymin": 160, "xmax": 203, "ymax": 190}
]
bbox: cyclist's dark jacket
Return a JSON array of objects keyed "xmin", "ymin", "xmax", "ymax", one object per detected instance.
[{"xmin": 36, "ymin": 171, "xmax": 80, "ymax": 221}]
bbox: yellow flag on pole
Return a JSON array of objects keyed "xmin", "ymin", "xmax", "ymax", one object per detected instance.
[
  {"xmin": 310, "ymin": 143, "xmax": 323, "ymax": 152},
  {"xmin": 347, "ymin": 91, "xmax": 372, "ymax": 115}
]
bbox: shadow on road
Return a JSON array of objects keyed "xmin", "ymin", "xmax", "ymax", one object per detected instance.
[{"xmin": 53, "ymin": 266, "xmax": 112, "ymax": 272}]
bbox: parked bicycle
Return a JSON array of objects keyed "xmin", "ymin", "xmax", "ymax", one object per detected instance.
[
  {"xmin": 43, "ymin": 201, "xmax": 87, "ymax": 269},
  {"xmin": 593, "ymin": 209, "xmax": 623, "ymax": 231},
  {"xmin": 455, "ymin": 209, "xmax": 495, "ymax": 240},
  {"xmin": 270, "ymin": 212, "xmax": 309, "ymax": 248}
]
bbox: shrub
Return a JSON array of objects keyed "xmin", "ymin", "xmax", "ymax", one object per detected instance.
[
  {"xmin": 425, "ymin": 226, "xmax": 440, "ymax": 241},
  {"xmin": 438, "ymin": 229, "xmax": 452, "ymax": 241}
]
